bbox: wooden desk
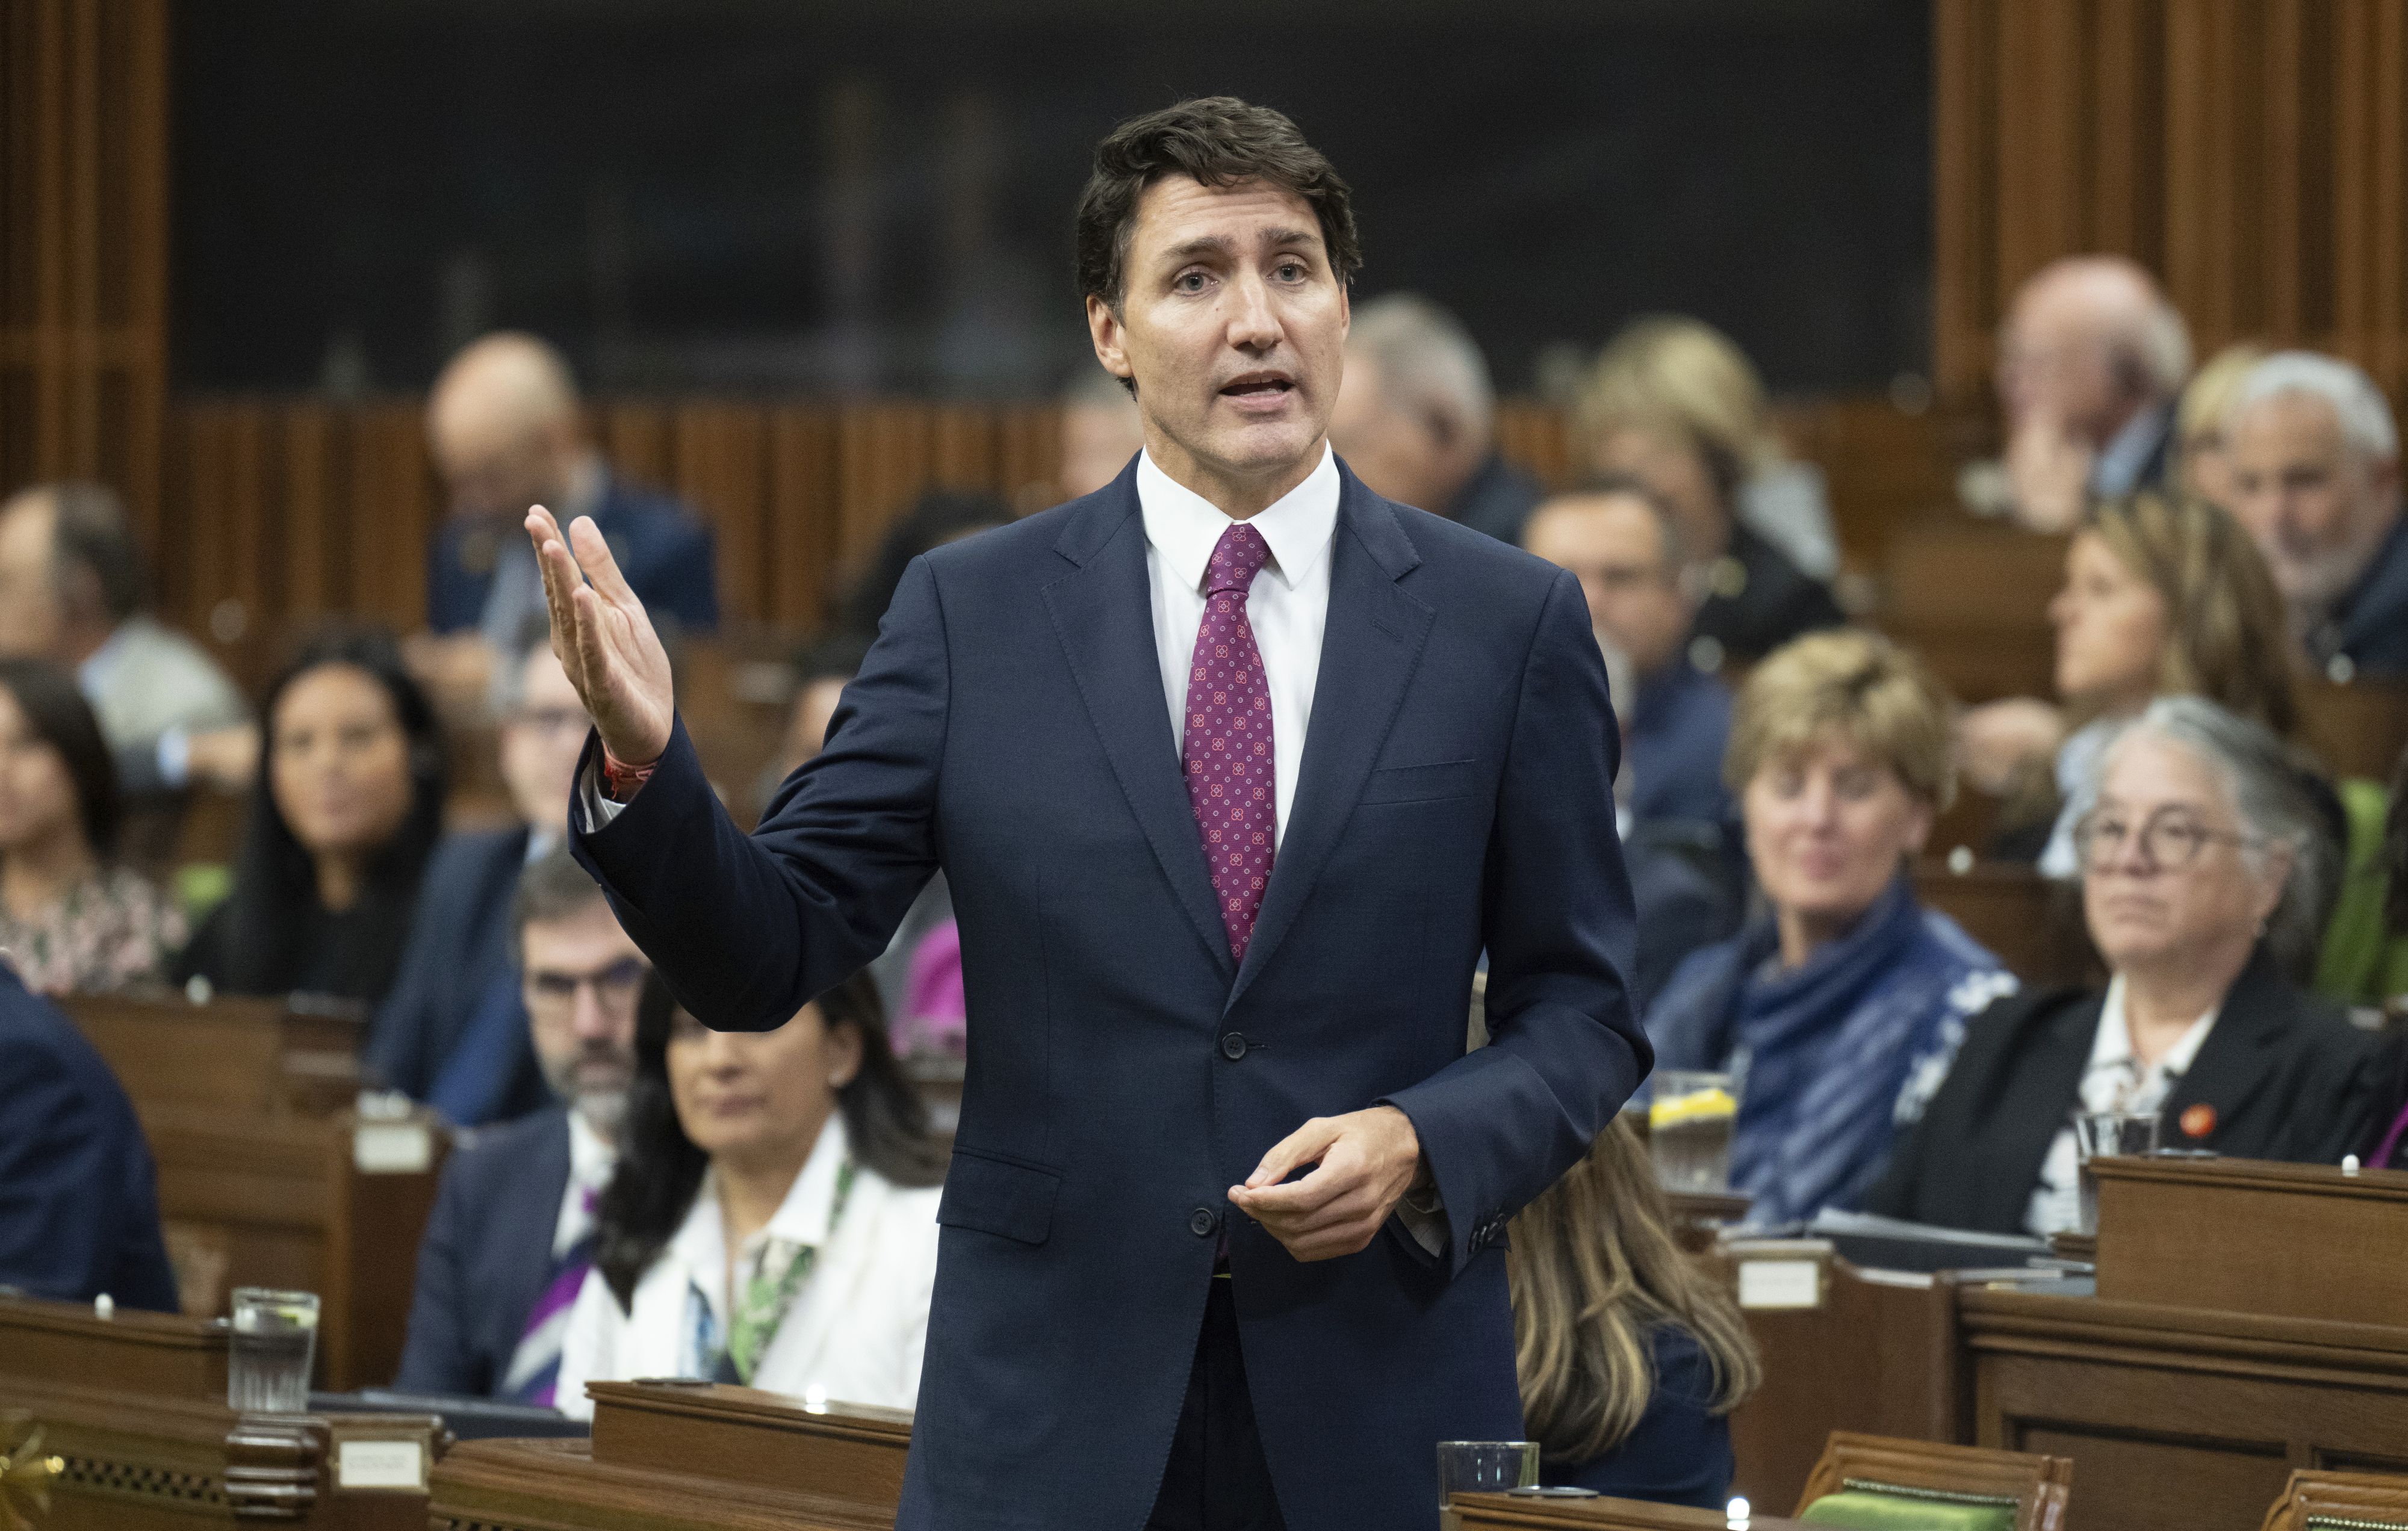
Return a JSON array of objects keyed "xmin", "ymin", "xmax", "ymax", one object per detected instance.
[
  {"xmin": 427, "ymin": 1381, "xmax": 910, "ymax": 1531},
  {"xmin": 61, "ymin": 994, "xmax": 449, "ymax": 1391},
  {"xmin": 1448, "ymin": 1490, "xmax": 1810, "ymax": 1528},
  {"xmin": 2297, "ymin": 678, "xmax": 2408, "ymax": 782},
  {"xmin": 0, "ymin": 1293, "xmax": 441, "ymax": 1529}
]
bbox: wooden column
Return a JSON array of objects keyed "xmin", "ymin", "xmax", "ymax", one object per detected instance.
[{"xmin": 0, "ymin": 0, "xmax": 170, "ymax": 536}]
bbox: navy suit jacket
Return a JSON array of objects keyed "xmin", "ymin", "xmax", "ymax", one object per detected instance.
[
  {"xmin": 393, "ymin": 1106, "xmax": 572, "ymax": 1395},
  {"xmin": 0, "ymin": 964, "xmax": 179, "ymax": 1312},
  {"xmin": 570, "ymin": 459, "xmax": 1646, "ymax": 1531},
  {"xmin": 363, "ymin": 827, "xmax": 550, "ymax": 1123},
  {"xmin": 427, "ymin": 477, "xmax": 719, "ymax": 636}
]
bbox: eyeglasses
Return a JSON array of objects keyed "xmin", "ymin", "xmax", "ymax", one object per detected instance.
[
  {"xmin": 526, "ymin": 957, "xmax": 647, "ymax": 1012},
  {"xmin": 2072, "ymin": 808, "xmax": 2259, "ymax": 873}
]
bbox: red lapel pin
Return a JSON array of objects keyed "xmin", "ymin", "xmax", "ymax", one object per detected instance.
[{"xmin": 2179, "ymin": 1103, "xmax": 2217, "ymax": 1139}]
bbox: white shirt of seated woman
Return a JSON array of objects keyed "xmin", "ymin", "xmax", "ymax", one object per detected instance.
[{"xmin": 554, "ymin": 975, "xmax": 944, "ymax": 1418}]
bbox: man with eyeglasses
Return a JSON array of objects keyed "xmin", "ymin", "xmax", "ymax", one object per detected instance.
[
  {"xmin": 366, "ymin": 640, "xmax": 594, "ymax": 1123},
  {"xmin": 394, "ymin": 847, "xmax": 647, "ymax": 1404}
]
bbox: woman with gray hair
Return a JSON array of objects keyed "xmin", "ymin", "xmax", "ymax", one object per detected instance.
[{"xmin": 1870, "ymin": 696, "xmax": 2383, "ymax": 1235}]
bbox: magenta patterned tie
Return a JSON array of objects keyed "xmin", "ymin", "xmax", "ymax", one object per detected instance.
[{"xmin": 1184, "ymin": 524, "xmax": 1278, "ymax": 967}]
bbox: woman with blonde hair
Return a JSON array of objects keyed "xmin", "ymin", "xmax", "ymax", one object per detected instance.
[
  {"xmin": 1578, "ymin": 315, "xmax": 1845, "ymax": 667},
  {"xmin": 1509, "ymin": 1117, "xmax": 1760, "ymax": 1505},
  {"xmin": 1647, "ymin": 629, "xmax": 2016, "ymax": 1225},
  {"xmin": 2174, "ymin": 342, "xmax": 2269, "ymax": 509}
]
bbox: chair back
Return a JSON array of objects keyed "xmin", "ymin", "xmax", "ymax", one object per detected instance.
[
  {"xmin": 1793, "ymin": 1432, "xmax": 2072, "ymax": 1531},
  {"xmin": 2259, "ymin": 1469, "xmax": 2408, "ymax": 1531}
]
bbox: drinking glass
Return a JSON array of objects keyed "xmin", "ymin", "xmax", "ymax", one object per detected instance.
[
  {"xmin": 1436, "ymin": 1440, "xmax": 1539, "ymax": 1511},
  {"xmin": 2071, "ymin": 1110, "xmax": 2162, "ymax": 1236},
  {"xmin": 228, "ymin": 1288, "xmax": 319, "ymax": 1413},
  {"xmin": 1648, "ymin": 1069, "xmax": 1741, "ymax": 1193}
]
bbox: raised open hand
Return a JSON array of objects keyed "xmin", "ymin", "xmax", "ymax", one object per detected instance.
[{"xmin": 526, "ymin": 505, "xmax": 675, "ymax": 767}]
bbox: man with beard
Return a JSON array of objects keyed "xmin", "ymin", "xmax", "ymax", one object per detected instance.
[{"xmin": 392, "ymin": 849, "xmax": 644, "ymax": 1403}]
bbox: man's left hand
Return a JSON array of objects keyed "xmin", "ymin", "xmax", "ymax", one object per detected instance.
[{"xmin": 1228, "ymin": 1106, "xmax": 1425, "ymax": 1263}]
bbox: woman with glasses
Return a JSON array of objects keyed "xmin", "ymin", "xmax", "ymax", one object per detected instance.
[
  {"xmin": 553, "ymin": 968, "xmax": 945, "ymax": 1417},
  {"xmin": 1870, "ymin": 696, "xmax": 2382, "ymax": 1236}
]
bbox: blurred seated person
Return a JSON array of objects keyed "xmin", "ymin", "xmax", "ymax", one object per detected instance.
[
  {"xmin": 2318, "ymin": 743, "xmax": 2408, "ymax": 1011},
  {"xmin": 2225, "ymin": 350, "xmax": 2408, "ymax": 682},
  {"xmin": 1648, "ymin": 631, "xmax": 2015, "ymax": 1225},
  {"xmin": 1955, "ymin": 493, "xmax": 2303, "ymax": 877},
  {"xmin": 2362, "ymin": 771, "xmax": 2408, "ymax": 1168},
  {"xmin": 416, "ymin": 333, "xmax": 718, "ymax": 710},
  {"xmin": 1057, "ymin": 366, "xmax": 1148, "ymax": 501},
  {"xmin": 395, "ymin": 850, "xmax": 643, "ymax": 1403},
  {"xmin": 1327, "ymin": 292, "xmax": 1540, "ymax": 543},
  {"xmin": 0, "ymin": 954, "xmax": 178, "ymax": 1310},
  {"xmin": 836, "ymin": 489, "xmax": 1013, "ymax": 641},
  {"xmin": 1990, "ymin": 256, "xmax": 2189, "ymax": 531},
  {"xmin": 2172, "ymin": 342, "xmax": 2267, "ymax": 509},
  {"xmin": 1524, "ymin": 476, "xmax": 1729, "ymax": 827},
  {"xmin": 554, "ymin": 970, "xmax": 945, "ymax": 1417},
  {"xmin": 175, "ymin": 629, "xmax": 444, "ymax": 1007},
  {"xmin": 1509, "ymin": 1117, "xmax": 1760, "ymax": 1507},
  {"xmin": 0, "ymin": 660, "xmax": 184, "ymax": 993},
  {"xmin": 1870, "ymin": 698, "xmax": 2378, "ymax": 1235},
  {"xmin": 1578, "ymin": 317, "xmax": 1843, "ymax": 669},
  {"xmin": 367, "ymin": 640, "xmax": 592, "ymax": 1124},
  {"xmin": 0, "ymin": 481, "xmax": 252, "ymax": 800},
  {"xmin": 752, "ymin": 634, "xmax": 870, "ymax": 821}
]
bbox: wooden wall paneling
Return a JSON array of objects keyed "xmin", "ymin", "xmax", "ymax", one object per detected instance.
[
  {"xmin": 281, "ymin": 400, "xmax": 332, "ymax": 621},
  {"xmin": 1493, "ymin": 400, "xmax": 1573, "ymax": 493},
  {"xmin": 768, "ymin": 405, "xmax": 842, "ymax": 632},
  {"xmin": 836, "ymin": 401, "xmax": 930, "ymax": 566},
  {"xmin": 997, "ymin": 403, "xmax": 1063, "ymax": 513},
  {"xmin": 671, "ymin": 402, "xmax": 771, "ymax": 625},
  {"xmin": 597, "ymin": 401, "xmax": 671, "ymax": 491}
]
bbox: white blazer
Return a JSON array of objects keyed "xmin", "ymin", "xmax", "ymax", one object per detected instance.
[{"xmin": 554, "ymin": 1114, "xmax": 942, "ymax": 1420}]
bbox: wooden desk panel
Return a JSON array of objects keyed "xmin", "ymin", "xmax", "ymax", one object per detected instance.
[{"xmin": 1448, "ymin": 1491, "xmax": 1811, "ymax": 1529}]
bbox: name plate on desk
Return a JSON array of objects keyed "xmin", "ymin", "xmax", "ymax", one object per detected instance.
[
  {"xmin": 1728, "ymin": 1239, "xmax": 1830, "ymax": 1310},
  {"xmin": 2091, "ymin": 1156, "xmax": 2408, "ymax": 1328}
]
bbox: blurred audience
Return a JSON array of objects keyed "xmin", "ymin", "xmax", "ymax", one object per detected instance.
[
  {"xmin": 556, "ymin": 970, "xmax": 945, "ymax": 1417},
  {"xmin": 1958, "ymin": 493, "xmax": 2303, "ymax": 878},
  {"xmin": 1057, "ymin": 367, "xmax": 1149, "ymax": 501},
  {"xmin": 1524, "ymin": 477, "xmax": 1729, "ymax": 827},
  {"xmin": 1327, "ymin": 293, "xmax": 1541, "ymax": 542},
  {"xmin": 1578, "ymin": 317, "xmax": 1843, "ymax": 669},
  {"xmin": 2225, "ymin": 350, "xmax": 2408, "ymax": 681},
  {"xmin": 368, "ymin": 641, "xmax": 593, "ymax": 1124},
  {"xmin": 417, "ymin": 333, "xmax": 718, "ymax": 710},
  {"xmin": 2364, "ymin": 766, "xmax": 2408, "ymax": 1168},
  {"xmin": 395, "ymin": 850, "xmax": 643, "ymax": 1403},
  {"xmin": 837, "ymin": 489, "xmax": 1013, "ymax": 641},
  {"xmin": 754, "ymin": 633, "xmax": 872, "ymax": 820},
  {"xmin": 176, "ymin": 629, "xmax": 444, "ymax": 1007},
  {"xmin": 1872, "ymin": 698, "xmax": 2378, "ymax": 1234},
  {"xmin": 0, "ymin": 660, "xmax": 184, "ymax": 994},
  {"xmin": 2173, "ymin": 342, "xmax": 2269, "ymax": 508},
  {"xmin": 0, "ymin": 956, "xmax": 179, "ymax": 1310},
  {"xmin": 1509, "ymin": 1118, "xmax": 1760, "ymax": 1507},
  {"xmin": 1992, "ymin": 256, "xmax": 2190, "ymax": 531},
  {"xmin": 0, "ymin": 483, "xmax": 252, "ymax": 803},
  {"xmin": 1648, "ymin": 631, "xmax": 2015, "ymax": 1225}
]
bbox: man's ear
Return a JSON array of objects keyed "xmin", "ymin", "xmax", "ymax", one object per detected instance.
[{"xmin": 1087, "ymin": 295, "xmax": 1135, "ymax": 387}]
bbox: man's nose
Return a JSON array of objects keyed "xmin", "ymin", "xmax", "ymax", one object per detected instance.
[
  {"xmin": 1224, "ymin": 270, "xmax": 1282, "ymax": 351},
  {"xmin": 571, "ymin": 986, "xmax": 615, "ymax": 1038}
]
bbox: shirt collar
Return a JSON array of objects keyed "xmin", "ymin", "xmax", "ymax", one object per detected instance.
[
  {"xmin": 76, "ymin": 619, "xmax": 135, "ymax": 698},
  {"xmin": 666, "ymin": 1113, "xmax": 851, "ymax": 1293},
  {"xmin": 1137, "ymin": 441, "xmax": 1339, "ymax": 596},
  {"xmin": 2091, "ymin": 401, "xmax": 2171, "ymax": 496},
  {"xmin": 566, "ymin": 1108, "xmax": 616, "ymax": 1190},
  {"xmin": 2090, "ymin": 973, "xmax": 2220, "ymax": 1075}
]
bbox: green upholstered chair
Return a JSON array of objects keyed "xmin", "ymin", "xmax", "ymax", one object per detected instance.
[
  {"xmin": 2258, "ymin": 1468, "xmax": 2408, "ymax": 1531},
  {"xmin": 1792, "ymin": 1433, "xmax": 2072, "ymax": 1531}
]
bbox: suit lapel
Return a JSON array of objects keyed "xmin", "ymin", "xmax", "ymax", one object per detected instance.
[
  {"xmin": 1042, "ymin": 475, "xmax": 1233, "ymax": 977},
  {"xmin": 1228, "ymin": 475, "xmax": 1432, "ymax": 1011},
  {"xmin": 2161, "ymin": 948, "xmax": 2288, "ymax": 1148},
  {"xmin": 1972, "ymin": 991, "xmax": 2098, "ymax": 1232}
]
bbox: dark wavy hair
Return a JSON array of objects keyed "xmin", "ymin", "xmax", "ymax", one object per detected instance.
[
  {"xmin": 595, "ymin": 968, "xmax": 948, "ymax": 1311},
  {"xmin": 0, "ymin": 657, "xmax": 122, "ymax": 859},
  {"xmin": 1075, "ymin": 96, "xmax": 1362, "ymax": 318},
  {"xmin": 205, "ymin": 626, "xmax": 444, "ymax": 1001}
]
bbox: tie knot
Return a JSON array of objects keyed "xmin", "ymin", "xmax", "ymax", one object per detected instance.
[{"xmin": 1205, "ymin": 523, "xmax": 1273, "ymax": 596}]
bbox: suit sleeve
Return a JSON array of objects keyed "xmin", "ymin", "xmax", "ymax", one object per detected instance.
[
  {"xmin": 571, "ymin": 557, "xmax": 947, "ymax": 1031},
  {"xmin": 0, "ymin": 1043, "xmax": 129, "ymax": 1303},
  {"xmin": 393, "ymin": 1155, "xmax": 476, "ymax": 1393},
  {"xmin": 1380, "ymin": 569, "xmax": 1649, "ymax": 1277}
]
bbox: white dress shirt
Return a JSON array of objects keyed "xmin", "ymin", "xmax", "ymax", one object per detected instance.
[
  {"xmin": 554, "ymin": 1109, "xmax": 618, "ymax": 1261},
  {"xmin": 1137, "ymin": 444, "xmax": 1340, "ymax": 852},
  {"xmin": 2025, "ymin": 974, "xmax": 2220, "ymax": 1234}
]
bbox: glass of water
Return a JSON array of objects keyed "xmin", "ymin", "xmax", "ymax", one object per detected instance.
[
  {"xmin": 1436, "ymin": 1440, "xmax": 1539, "ymax": 1511},
  {"xmin": 1648, "ymin": 1069, "xmax": 1741, "ymax": 1193},
  {"xmin": 2071, "ymin": 1109, "xmax": 2162, "ymax": 1236},
  {"xmin": 228, "ymin": 1288, "xmax": 319, "ymax": 1413}
]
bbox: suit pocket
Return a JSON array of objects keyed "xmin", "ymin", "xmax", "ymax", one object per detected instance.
[
  {"xmin": 1358, "ymin": 758, "xmax": 1481, "ymax": 806},
  {"xmin": 936, "ymin": 1147, "xmax": 1062, "ymax": 1246}
]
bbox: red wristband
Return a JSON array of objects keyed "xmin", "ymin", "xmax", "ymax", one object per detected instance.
[{"xmin": 600, "ymin": 745, "xmax": 659, "ymax": 803}]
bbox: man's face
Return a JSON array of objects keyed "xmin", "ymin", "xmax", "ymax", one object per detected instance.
[
  {"xmin": 1996, "ymin": 284, "xmax": 2130, "ymax": 444},
  {"xmin": 0, "ymin": 496, "xmax": 64, "ymax": 660},
  {"xmin": 520, "ymin": 901, "xmax": 645, "ymax": 1128},
  {"xmin": 1522, "ymin": 493, "xmax": 1693, "ymax": 680},
  {"xmin": 1087, "ymin": 178, "xmax": 1348, "ymax": 506},
  {"xmin": 1327, "ymin": 362, "xmax": 1459, "ymax": 515},
  {"xmin": 429, "ymin": 408, "xmax": 574, "ymax": 523},
  {"xmin": 497, "ymin": 647, "xmax": 591, "ymax": 835},
  {"xmin": 2227, "ymin": 392, "xmax": 2401, "ymax": 607}
]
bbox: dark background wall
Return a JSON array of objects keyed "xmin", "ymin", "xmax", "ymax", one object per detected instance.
[{"xmin": 172, "ymin": 0, "xmax": 1929, "ymax": 398}]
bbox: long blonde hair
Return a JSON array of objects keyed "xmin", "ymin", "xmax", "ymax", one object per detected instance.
[{"xmin": 1507, "ymin": 1118, "xmax": 1761, "ymax": 1465}]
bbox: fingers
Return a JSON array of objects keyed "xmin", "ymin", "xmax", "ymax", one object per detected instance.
[
  {"xmin": 1242, "ymin": 1116, "xmax": 1341, "ymax": 1192},
  {"xmin": 568, "ymin": 515, "xmax": 642, "ymax": 607},
  {"xmin": 527, "ymin": 506, "xmax": 580, "ymax": 664}
]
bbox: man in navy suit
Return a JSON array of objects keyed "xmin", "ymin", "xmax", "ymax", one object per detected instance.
[
  {"xmin": 535, "ymin": 97, "xmax": 1643, "ymax": 1530},
  {"xmin": 392, "ymin": 850, "xmax": 642, "ymax": 1402},
  {"xmin": 0, "ymin": 960, "xmax": 178, "ymax": 1312}
]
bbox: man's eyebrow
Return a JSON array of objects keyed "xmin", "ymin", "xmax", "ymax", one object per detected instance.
[{"xmin": 1161, "ymin": 227, "xmax": 1326, "ymax": 262}]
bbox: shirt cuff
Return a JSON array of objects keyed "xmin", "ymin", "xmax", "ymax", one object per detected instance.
[
  {"xmin": 1396, "ymin": 1184, "xmax": 1449, "ymax": 1257},
  {"xmin": 576, "ymin": 759, "xmax": 629, "ymax": 834},
  {"xmin": 157, "ymin": 727, "xmax": 191, "ymax": 790}
]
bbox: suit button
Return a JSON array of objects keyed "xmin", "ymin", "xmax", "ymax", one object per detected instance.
[
  {"xmin": 1219, "ymin": 1032, "xmax": 1247, "ymax": 1060},
  {"xmin": 1190, "ymin": 1206, "xmax": 1221, "ymax": 1239}
]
